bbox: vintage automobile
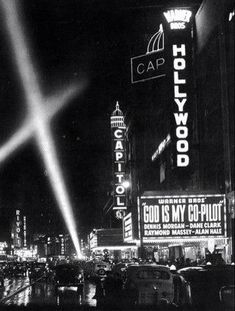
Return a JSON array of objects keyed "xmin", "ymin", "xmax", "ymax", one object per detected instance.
[
  {"xmin": 123, "ymin": 264, "xmax": 175, "ymax": 306},
  {"xmin": 177, "ymin": 265, "xmax": 235, "ymax": 309},
  {"xmin": 28, "ymin": 262, "xmax": 47, "ymax": 282},
  {"xmin": 12, "ymin": 262, "xmax": 27, "ymax": 277},
  {"xmin": 219, "ymin": 285, "xmax": 235, "ymax": 309},
  {"xmin": 94, "ymin": 261, "xmax": 111, "ymax": 278},
  {"xmin": 54, "ymin": 263, "xmax": 84, "ymax": 294}
]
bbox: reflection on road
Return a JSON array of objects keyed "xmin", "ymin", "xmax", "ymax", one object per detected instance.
[
  {"xmin": 0, "ymin": 277, "xmax": 96, "ymax": 307},
  {"xmin": 0, "ymin": 277, "xmax": 30, "ymax": 302}
]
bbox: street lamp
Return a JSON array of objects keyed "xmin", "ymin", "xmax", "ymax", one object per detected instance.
[{"xmin": 122, "ymin": 180, "xmax": 130, "ymax": 189}]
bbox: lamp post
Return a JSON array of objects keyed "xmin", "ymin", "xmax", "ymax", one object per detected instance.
[{"xmin": 122, "ymin": 180, "xmax": 131, "ymax": 189}]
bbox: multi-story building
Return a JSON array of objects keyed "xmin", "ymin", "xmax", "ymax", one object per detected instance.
[{"xmin": 107, "ymin": 0, "xmax": 234, "ymax": 263}]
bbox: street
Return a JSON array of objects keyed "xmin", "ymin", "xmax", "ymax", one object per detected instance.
[{"xmin": 0, "ymin": 276, "xmax": 96, "ymax": 307}]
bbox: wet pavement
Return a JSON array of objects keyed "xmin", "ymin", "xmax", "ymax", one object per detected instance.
[{"xmin": 0, "ymin": 277, "xmax": 97, "ymax": 307}]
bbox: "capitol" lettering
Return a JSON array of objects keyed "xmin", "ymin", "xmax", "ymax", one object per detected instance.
[{"xmin": 114, "ymin": 128, "xmax": 126, "ymax": 208}]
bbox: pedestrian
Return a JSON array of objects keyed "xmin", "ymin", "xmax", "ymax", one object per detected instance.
[{"xmin": 93, "ymin": 276, "xmax": 104, "ymax": 308}]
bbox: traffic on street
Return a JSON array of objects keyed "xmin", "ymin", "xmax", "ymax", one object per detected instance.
[{"xmin": 0, "ymin": 257, "xmax": 234, "ymax": 310}]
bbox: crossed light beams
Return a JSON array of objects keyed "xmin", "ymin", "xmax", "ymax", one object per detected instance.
[
  {"xmin": 0, "ymin": 85, "xmax": 82, "ymax": 164},
  {"xmin": 0, "ymin": 0, "xmax": 84, "ymax": 258}
]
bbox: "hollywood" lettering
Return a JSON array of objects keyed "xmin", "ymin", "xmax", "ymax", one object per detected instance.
[{"xmin": 173, "ymin": 44, "xmax": 189, "ymax": 167}]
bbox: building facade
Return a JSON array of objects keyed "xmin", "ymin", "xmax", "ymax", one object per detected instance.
[{"xmin": 118, "ymin": 0, "xmax": 234, "ymax": 263}]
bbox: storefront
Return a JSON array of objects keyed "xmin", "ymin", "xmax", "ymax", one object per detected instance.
[{"xmin": 89, "ymin": 228, "xmax": 138, "ymax": 261}]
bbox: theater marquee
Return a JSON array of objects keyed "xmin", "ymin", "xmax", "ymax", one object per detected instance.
[{"xmin": 140, "ymin": 194, "xmax": 226, "ymax": 242}]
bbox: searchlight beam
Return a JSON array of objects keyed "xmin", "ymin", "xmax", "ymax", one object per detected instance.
[{"xmin": 0, "ymin": 0, "xmax": 82, "ymax": 258}]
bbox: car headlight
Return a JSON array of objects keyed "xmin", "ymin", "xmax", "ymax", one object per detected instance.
[{"xmin": 153, "ymin": 285, "xmax": 159, "ymax": 291}]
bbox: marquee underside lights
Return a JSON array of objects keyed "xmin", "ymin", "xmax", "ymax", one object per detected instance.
[
  {"xmin": 0, "ymin": 0, "xmax": 83, "ymax": 258},
  {"xmin": 92, "ymin": 246, "xmax": 138, "ymax": 251}
]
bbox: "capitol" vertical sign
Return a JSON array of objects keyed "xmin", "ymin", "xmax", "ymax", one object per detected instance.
[{"xmin": 111, "ymin": 102, "xmax": 127, "ymax": 218}]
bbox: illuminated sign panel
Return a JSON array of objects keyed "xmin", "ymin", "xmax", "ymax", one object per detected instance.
[
  {"xmin": 152, "ymin": 134, "xmax": 171, "ymax": 161},
  {"xmin": 112, "ymin": 126, "xmax": 127, "ymax": 210},
  {"xmin": 130, "ymin": 8, "xmax": 193, "ymax": 171},
  {"xmin": 123, "ymin": 212, "xmax": 133, "ymax": 242},
  {"xmin": 131, "ymin": 24, "xmax": 166, "ymax": 83},
  {"xmin": 140, "ymin": 194, "xmax": 226, "ymax": 241},
  {"xmin": 163, "ymin": 8, "xmax": 193, "ymax": 169},
  {"xmin": 89, "ymin": 231, "xmax": 98, "ymax": 250},
  {"xmin": 23, "ymin": 216, "xmax": 27, "ymax": 247},
  {"xmin": 172, "ymin": 44, "xmax": 189, "ymax": 167},
  {"xmin": 111, "ymin": 103, "xmax": 127, "ymax": 216},
  {"xmin": 164, "ymin": 9, "xmax": 192, "ymax": 29},
  {"xmin": 13, "ymin": 209, "xmax": 22, "ymax": 248},
  {"xmin": 60, "ymin": 236, "xmax": 65, "ymax": 255}
]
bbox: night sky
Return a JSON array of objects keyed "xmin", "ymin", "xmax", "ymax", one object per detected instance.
[{"xmin": 0, "ymin": 0, "xmax": 202, "ymax": 240}]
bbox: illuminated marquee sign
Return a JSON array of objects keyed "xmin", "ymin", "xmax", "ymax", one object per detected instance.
[
  {"xmin": 163, "ymin": 8, "xmax": 193, "ymax": 168},
  {"xmin": 89, "ymin": 231, "xmax": 98, "ymax": 250},
  {"xmin": 59, "ymin": 234, "xmax": 65, "ymax": 255},
  {"xmin": 14, "ymin": 209, "xmax": 22, "ymax": 247},
  {"xmin": 112, "ymin": 126, "xmax": 127, "ymax": 210},
  {"xmin": 152, "ymin": 134, "xmax": 171, "ymax": 161},
  {"xmin": 172, "ymin": 44, "xmax": 189, "ymax": 167},
  {"xmin": 23, "ymin": 216, "xmax": 27, "ymax": 247},
  {"xmin": 140, "ymin": 194, "xmax": 226, "ymax": 242},
  {"xmin": 131, "ymin": 24, "xmax": 166, "ymax": 83},
  {"xmin": 123, "ymin": 212, "xmax": 133, "ymax": 242},
  {"xmin": 164, "ymin": 9, "xmax": 192, "ymax": 29},
  {"xmin": 111, "ymin": 103, "xmax": 127, "ymax": 215}
]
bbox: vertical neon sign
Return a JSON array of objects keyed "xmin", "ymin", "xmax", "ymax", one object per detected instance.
[
  {"xmin": 111, "ymin": 102, "xmax": 127, "ymax": 218},
  {"xmin": 23, "ymin": 216, "xmax": 27, "ymax": 247},
  {"xmin": 163, "ymin": 9, "xmax": 193, "ymax": 169},
  {"xmin": 14, "ymin": 209, "xmax": 22, "ymax": 247}
]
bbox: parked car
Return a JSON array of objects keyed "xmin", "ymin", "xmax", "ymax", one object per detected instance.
[
  {"xmin": 94, "ymin": 261, "xmax": 111, "ymax": 278},
  {"xmin": 123, "ymin": 264, "xmax": 175, "ymax": 306},
  {"xmin": 177, "ymin": 265, "xmax": 235, "ymax": 309},
  {"xmin": 219, "ymin": 285, "xmax": 234, "ymax": 309},
  {"xmin": 12, "ymin": 262, "xmax": 27, "ymax": 277},
  {"xmin": 28, "ymin": 262, "xmax": 47, "ymax": 282},
  {"xmin": 54, "ymin": 263, "xmax": 84, "ymax": 294}
]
